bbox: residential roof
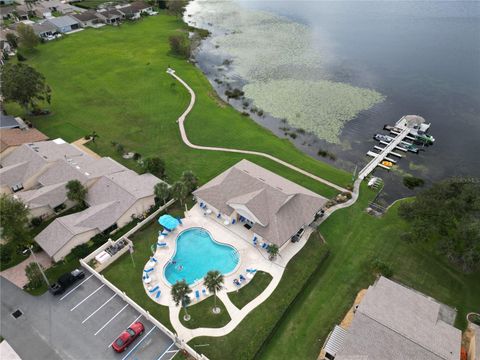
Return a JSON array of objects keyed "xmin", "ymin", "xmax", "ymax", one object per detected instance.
[
  {"xmin": 0, "ymin": 128, "xmax": 49, "ymax": 152},
  {"xmin": 35, "ymin": 170, "xmax": 161, "ymax": 257},
  {"xmin": 335, "ymin": 277, "xmax": 461, "ymax": 360},
  {"xmin": 0, "ymin": 6, "xmax": 16, "ymax": 16},
  {"xmin": 71, "ymin": 10, "xmax": 98, "ymax": 22},
  {"xmin": 0, "ymin": 139, "xmax": 84, "ymax": 188},
  {"xmin": 193, "ymin": 159, "xmax": 327, "ymax": 246},
  {"xmin": 32, "ymin": 21, "xmax": 57, "ymax": 35},
  {"xmin": 97, "ymin": 8, "xmax": 122, "ymax": 18},
  {"xmin": 0, "ymin": 114, "xmax": 21, "ymax": 129},
  {"xmin": 47, "ymin": 15, "xmax": 79, "ymax": 28},
  {"xmin": 15, "ymin": 182, "xmax": 67, "ymax": 210},
  {"xmin": 130, "ymin": 1, "xmax": 151, "ymax": 11}
]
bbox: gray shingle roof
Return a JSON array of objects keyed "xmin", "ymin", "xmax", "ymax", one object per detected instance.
[
  {"xmin": 336, "ymin": 277, "xmax": 461, "ymax": 360},
  {"xmin": 47, "ymin": 15, "xmax": 79, "ymax": 28},
  {"xmin": 71, "ymin": 10, "xmax": 98, "ymax": 22},
  {"xmin": 193, "ymin": 159, "xmax": 327, "ymax": 246},
  {"xmin": 15, "ymin": 182, "xmax": 67, "ymax": 210},
  {"xmin": 32, "ymin": 21, "xmax": 57, "ymax": 35}
]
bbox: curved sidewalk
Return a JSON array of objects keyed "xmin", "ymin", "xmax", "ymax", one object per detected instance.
[{"xmin": 166, "ymin": 68, "xmax": 348, "ymax": 194}]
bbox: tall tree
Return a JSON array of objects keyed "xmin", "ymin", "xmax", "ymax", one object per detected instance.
[
  {"xmin": 181, "ymin": 170, "xmax": 198, "ymax": 192},
  {"xmin": 142, "ymin": 157, "xmax": 166, "ymax": 178},
  {"xmin": 66, "ymin": 180, "xmax": 87, "ymax": 207},
  {"xmin": 0, "ymin": 194, "xmax": 30, "ymax": 244},
  {"xmin": 16, "ymin": 23, "xmax": 39, "ymax": 50},
  {"xmin": 399, "ymin": 179, "xmax": 480, "ymax": 272},
  {"xmin": 171, "ymin": 280, "xmax": 192, "ymax": 321},
  {"xmin": 166, "ymin": 0, "xmax": 187, "ymax": 16},
  {"xmin": 171, "ymin": 181, "xmax": 188, "ymax": 206},
  {"xmin": 154, "ymin": 182, "xmax": 170, "ymax": 205},
  {"xmin": 1, "ymin": 63, "xmax": 51, "ymax": 113},
  {"xmin": 204, "ymin": 270, "xmax": 224, "ymax": 314}
]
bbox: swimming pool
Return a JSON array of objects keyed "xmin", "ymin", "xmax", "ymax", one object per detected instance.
[{"xmin": 164, "ymin": 228, "xmax": 239, "ymax": 285}]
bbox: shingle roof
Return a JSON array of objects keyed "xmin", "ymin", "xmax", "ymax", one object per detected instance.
[
  {"xmin": 336, "ymin": 277, "xmax": 461, "ymax": 360},
  {"xmin": 71, "ymin": 10, "xmax": 98, "ymax": 22},
  {"xmin": 47, "ymin": 15, "xmax": 79, "ymax": 28},
  {"xmin": 193, "ymin": 159, "xmax": 327, "ymax": 246},
  {"xmin": 0, "ymin": 114, "xmax": 21, "ymax": 129},
  {"xmin": 32, "ymin": 21, "xmax": 57, "ymax": 35},
  {"xmin": 0, "ymin": 128, "xmax": 48, "ymax": 152},
  {"xmin": 97, "ymin": 8, "xmax": 122, "ymax": 18},
  {"xmin": 15, "ymin": 182, "xmax": 67, "ymax": 210}
]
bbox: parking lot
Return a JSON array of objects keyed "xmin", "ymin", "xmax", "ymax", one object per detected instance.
[{"xmin": 54, "ymin": 270, "xmax": 179, "ymax": 360}]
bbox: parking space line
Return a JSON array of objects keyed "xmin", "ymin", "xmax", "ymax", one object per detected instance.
[
  {"xmin": 59, "ymin": 274, "xmax": 93, "ymax": 301},
  {"xmin": 121, "ymin": 326, "xmax": 157, "ymax": 360},
  {"xmin": 70, "ymin": 284, "xmax": 105, "ymax": 311},
  {"xmin": 167, "ymin": 351, "xmax": 179, "ymax": 360},
  {"xmin": 82, "ymin": 293, "xmax": 117, "ymax": 324},
  {"xmin": 94, "ymin": 304, "xmax": 129, "ymax": 336},
  {"xmin": 155, "ymin": 342, "xmax": 175, "ymax": 360},
  {"xmin": 106, "ymin": 314, "xmax": 143, "ymax": 348}
]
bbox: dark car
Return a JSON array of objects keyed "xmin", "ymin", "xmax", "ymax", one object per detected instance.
[
  {"xmin": 291, "ymin": 227, "xmax": 305, "ymax": 243},
  {"xmin": 111, "ymin": 322, "xmax": 145, "ymax": 353},
  {"xmin": 49, "ymin": 268, "xmax": 85, "ymax": 295}
]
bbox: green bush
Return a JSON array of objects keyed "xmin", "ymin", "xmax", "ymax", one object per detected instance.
[
  {"xmin": 30, "ymin": 216, "xmax": 43, "ymax": 227},
  {"xmin": 0, "ymin": 245, "xmax": 13, "ymax": 264},
  {"xmin": 70, "ymin": 243, "xmax": 91, "ymax": 259},
  {"xmin": 91, "ymin": 233, "xmax": 108, "ymax": 247},
  {"xmin": 371, "ymin": 258, "xmax": 393, "ymax": 278},
  {"xmin": 16, "ymin": 52, "xmax": 26, "ymax": 61},
  {"xmin": 403, "ymin": 176, "xmax": 425, "ymax": 189}
]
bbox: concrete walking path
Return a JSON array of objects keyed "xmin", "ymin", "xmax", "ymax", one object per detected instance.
[{"xmin": 166, "ymin": 68, "xmax": 348, "ymax": 194}]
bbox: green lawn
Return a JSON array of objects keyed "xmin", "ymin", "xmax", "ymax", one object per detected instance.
[
  {"xmin": 257, "ymin": 188, "xmax": 480, "ymax": 360},
  {"xmin": 187, "ymin": 236, "xmax": 330, "ymax": 360},
  {"xmin": 102, "ymin": 217, "xmax": 173, "ymax": 331},
  {"xmin": 228, "ymin": 271, "xmax": 272, "ymax": 309},
  {"xmin": 7, "ymin": 15, "xmax": 351, "ymax": 200},
  {"xmin": 180, "ymin": 295, "xmax": 231, "ymax": 329}
]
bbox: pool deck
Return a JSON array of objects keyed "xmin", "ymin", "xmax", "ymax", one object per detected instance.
[{"xmin": 142, "ymin": 203, "xmax": 313, "ymax": 340}]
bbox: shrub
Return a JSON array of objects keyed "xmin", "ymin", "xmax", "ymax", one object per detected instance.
[
  {"xmin": 70, "ymin": 243, "xmax": 91, "ymax": 259},
  {"xmin": 84, "ymin": 135, "xmax": 91, "ymax": 140},
  {"xmin": 91, "ymin": 233, "xmax": 108, "ymax": 247},
  {"xmin": 133, "ymin": 152, "xmax": 142, "ymax": 161},
  {"xmin": 289, "ymin": 133, "xmax": 297, "ymax": 139},
  {"xmin": 169, "ymin": 33, "xmax": 191, "ymax": 58},
  {"xmin": 16, "ymin": 52, "xmax": 26, "ymax": 61},
  {"xmin": 0, "ymin": 245, "xmax": 13, "ymax": 264},
  {"xmin": 371, "ymin": 258, "xmax": 393, "ymax": 278},
  {"xmin": 25, "ymin": 262, "xmax": 44, "ymax": 289},
  {"xmin": 403, "ymin": 176, "xmax": 425, "ymax": 190},
  {"xmin": 225, "ymin": 88, "xmax": 244, "ymax": 99},
  {"xmin": 110, "ymin": 140, "xmax": 117, "ymax": 146},
  {"xmin": 30, "ymin": 216, "xmax": 43, "ymax": 227},
  {"xmin": 115, "ymin": 143, "xmax": 124, "ymax": 154}
]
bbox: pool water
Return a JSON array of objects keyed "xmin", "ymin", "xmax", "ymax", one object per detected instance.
[{"xmin": 164, "ymin": 228, "xmax": 239, "ymax": 285}]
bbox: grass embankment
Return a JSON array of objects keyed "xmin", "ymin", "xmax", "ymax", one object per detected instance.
[
  {"xmin": 7, "ymin": 15, "xmax": 350, "ymax": 199},
  {"xmin": 257, "ymin": 189, "xmax": 480, "ymax": 360},
  {"xmin": 180, "ymin": 295, "xmax": 231, "ymax": 329},
  {"xmin": 102, "ymin": 217, "xmax": 172, "ymax": 331},
  {"xmin": 228, "ymin": 271, "xmax": 272, "ymax": 309},
  {"xmin": 187, "ymin": 235, "xmax": 330, "ymax": 360}
]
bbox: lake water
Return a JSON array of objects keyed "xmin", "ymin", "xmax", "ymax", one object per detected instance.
[{"xmin": 185, "ymin": 1, "xmax": 480, "ymax": 203}]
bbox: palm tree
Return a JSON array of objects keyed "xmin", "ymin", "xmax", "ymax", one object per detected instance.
[
  {"xmin": 171, "ymin": 181, "xmax": 188, "ymax": 206},
  {"xmin": 171, "ymin": 280, "xmax": 192, "ymax": 321},
  {"xmin": 204, "ymin": 270, "xmax": 224, "ymax": 314},
  {"xmin": 181, "ymin": 170, "xmax": 198, "ymax": 192},
  {"xmin": 154, "ymin": 182, "xmax": 170, "ymax": 205},
  {"xmin": 267, "ymin": 244, "xmax": 279, "ymax": 261}
]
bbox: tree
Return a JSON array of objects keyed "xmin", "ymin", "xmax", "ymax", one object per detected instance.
[
  {"xmin": 1, "ymin": 63, "xmax": 51, "ymax": 113},
  {"xmin": 166, "ymin": 0, "xmax": 187, "ymax": 16},
  {"xmin": 6, "ymin": 33, "xmax": 18, "ymax": 48},
  {"xmin": 66, "ymin": 180, "xmax": 87, "ymax": 207},
  {"xmin": 142, "ymin": 157, "xmax": 166, "ymax": 178},
  {"xmin": 171, "ymin": 181, "xmax": 188, "ymax": 206},
  {"xmin": 25, "ymin": 262, "xmax": 45, "ymax": 289},
  {"xmin": 168, "ymin": 34, "xmax": 191, "ymax": 59},
  {"xmin": 0, "ymin": 194, "xmax": 30, "ymax": 244},
  {"xmin": 267, "ymin": 244, "xmax": 279, "ymax": 261},
  {"xmin": 204, "ymin": 270, "xmax": 224, "ymax": 314},
  {"xmin": 16, "ymin": 23, "xmax": 39, "ymax": 50},
  {"xmin": 154, "ymin": 182, "xmax": 170, "ymax": 205},
  {"xmin": 181, "ymin": 170, "xmax": 198, "ymax": 192},
  {"xmin": 171, "ymin": 280, "xmax": 192, "ymax": 321},
  {"xmin": 398, "ymin": 179, "xmax": 480, "ymax": 272}
]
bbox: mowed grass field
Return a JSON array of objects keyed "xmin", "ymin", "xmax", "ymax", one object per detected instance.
[{"xmin": 9, "ymin": 14, "xmax": 351, "ymax": 199}]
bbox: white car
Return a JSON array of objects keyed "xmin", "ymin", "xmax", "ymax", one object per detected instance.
[{"xmin": 45, "ymin": 35, "xmax": 55, "ymax": 41}]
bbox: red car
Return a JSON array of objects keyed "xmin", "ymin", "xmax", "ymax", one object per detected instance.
[{"xmin": 111, "ymin": 322, "xmax": 145, "ymax": 353}]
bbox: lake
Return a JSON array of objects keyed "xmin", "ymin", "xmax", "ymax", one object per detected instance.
[{"xmin": 185, "ymin": 0, "xmax": 480, "ymax": 203}]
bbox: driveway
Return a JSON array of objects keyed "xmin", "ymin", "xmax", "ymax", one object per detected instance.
[
  {"xmin": 0, "ymin": 251, "xmax": 53, "ymax": 288},
  {"xmin": 1, "ymin": 269, "xmax": 179, "ymax": 360}
]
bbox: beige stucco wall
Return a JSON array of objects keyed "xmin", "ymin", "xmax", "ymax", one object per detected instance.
[
  {"xmin": 52, "ymin": 229, "xmax": 98, "ymax": 262},
  {"xmin": 116, "ymin": 196, "xmax": 156, "ymax": 228}
]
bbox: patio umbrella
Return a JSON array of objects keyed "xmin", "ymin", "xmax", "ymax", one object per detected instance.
[{"xmin": 158, "ymin": 214, "xmax": 180, "ymax": 231}]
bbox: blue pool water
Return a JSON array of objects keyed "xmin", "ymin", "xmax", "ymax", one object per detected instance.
[{"xmin": 164, "ymin": 228, "xmax": 239, "ymax": 285}]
